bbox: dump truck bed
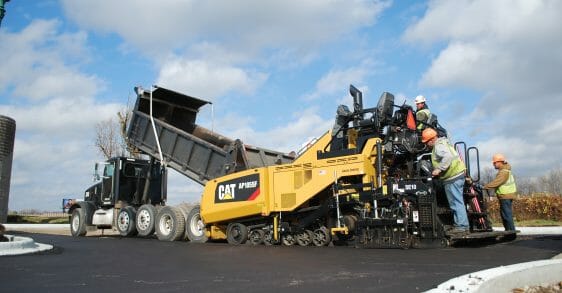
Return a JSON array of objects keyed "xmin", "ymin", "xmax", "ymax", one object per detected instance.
[{"xmin": 126, "ymin": 86, "xmax": 294, "ymax": 185}]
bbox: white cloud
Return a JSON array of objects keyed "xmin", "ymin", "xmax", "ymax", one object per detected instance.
[
  {"xmin": 165, "ymin": 170, "xmax": 204, "ymax": 206},
  {"xmin": 156, "ymin": 58, "xmax": 268, "ymax": 100},
  {"xmin": 212, "ymin": 107, "xmax": 332, "ymax": 153},
  {"xmin": 404, "ymin": 0, "xmax": 562, "ymax": 107},
  {"xmin": 0, "ymin": 19, "xmax": 99, "ymax": 101},
  {"xmin": 61, "ymin": 0, "xmax": 388, "ymax": 60},
  {"xmin": 403, "ymin": 0, "xmax": 562, "ymax": 176},
  {"xmin": 0, "ymin": 19, "xmax": 124, "ymax": 211},
  {"xmin": 476, "ymin": 136, "xmax": 548, "ymax": 177},
  {"xmin": 303, "ymin": 60, "xmax": 377, "ymax": 101},
  {"xmin": 60, "ymin": 1, "xmax": 390, "ymax": 103}
]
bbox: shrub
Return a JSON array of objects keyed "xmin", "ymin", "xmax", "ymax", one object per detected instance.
[{"xmin": 486, "ymin": 194, "xmax": 562, "ymax": 222}]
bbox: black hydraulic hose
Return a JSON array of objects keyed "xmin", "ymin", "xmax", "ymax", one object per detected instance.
[{"xmin": 141, "ymin": 157, "xmax": 154, "ymax": 204}]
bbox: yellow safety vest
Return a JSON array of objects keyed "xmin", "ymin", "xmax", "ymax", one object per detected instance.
[
  {"xmin": 431, "ymin": 139, "xmax": 466, "ymax": 180},
  {"xmin": 417, "ymin": 109, "xmax": 431, "ymax": 130},
  {"xmin": 497, "ymin": 170, "xmax": 517, "ymax": 195}
]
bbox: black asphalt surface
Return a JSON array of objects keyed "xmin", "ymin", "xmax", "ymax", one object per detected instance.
[{"xmin": 1, "ymin": 232, "xmax": 561, "ymax": 293}]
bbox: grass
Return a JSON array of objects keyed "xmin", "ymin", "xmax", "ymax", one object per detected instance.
[
  {"xmin": 490, "ymin": 219, "xmax": 562, "ymax": 227},
  {"xmin": 513, "ymin": 219, "xmax": 562, "ymax": 227},
  {"xmin": 7, "ymin": 215, "xmax": 69, "ymax": 224}
]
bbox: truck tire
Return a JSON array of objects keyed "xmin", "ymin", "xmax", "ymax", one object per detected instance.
[
  {"xmin": 136, "ymin": 204, "xmax": 158, "ymax": 237},
  {"xmin": 117, "ymin": 206, "xmax": 138, "ymax": 237},
  {"xmin": 155, "ymin": 206, "xmax": 186, "ymax": 241},
  {"xmin": 185, "ymin": 205, "xmax": 208, "ymax": 243},
  {"xmin": 70, "ymin": 208, "xmax": 87, "ymax": 237},
  {"xmin": 226, "ymin": 222, "xmax": 248, "ymax": 245}
]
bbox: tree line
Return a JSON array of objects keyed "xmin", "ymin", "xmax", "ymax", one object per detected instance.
[{"xmin": 482, "ymin": 166, "xmax": 562, "ymax": 196}]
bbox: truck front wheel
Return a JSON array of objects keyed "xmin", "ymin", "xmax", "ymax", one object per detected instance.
[{"xmin": 70, "ymin": 208, "xmax": 87, "ymax": 237}]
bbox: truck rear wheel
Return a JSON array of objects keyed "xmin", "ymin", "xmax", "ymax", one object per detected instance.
[
  {"xmin": 226, "ymin": 222, "xmax": 248, "ymax": 245},
  {"xmin": 136, "ymin": 204, "xmax": 158, "ymax": 237},
  {"xmin": 70, "ymin": 208, "xmax": 87, "ymax": 237},
  {"xmin": 185, "ymin": 205, "xmax": 208, "ymax": 243},
  {"xmin": 155, "ymin": 206, "xmax": 186, "ymax": 241},
  {"xmin": 117, "ymin": 206, "xmax": 138, "ymax": 237}
]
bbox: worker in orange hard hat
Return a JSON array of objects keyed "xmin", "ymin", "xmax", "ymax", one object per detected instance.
[
  {"xmin": 414, "ymin": 95, "xmax": 431, "ymax": 130},
  {"xmin": 484, "ymin": 153, "xmax": 517, "ymax": 232},
  {"xmin": 421, "ymin": 128, "xmax": 469, "ymax": 235}
]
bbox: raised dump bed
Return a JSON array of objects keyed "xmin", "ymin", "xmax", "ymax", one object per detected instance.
[{"xmin": 127, "ymin": 86, "xmax": 294, "ymax": 185}]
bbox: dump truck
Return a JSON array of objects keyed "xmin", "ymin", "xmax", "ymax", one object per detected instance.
[
  {"xmin": 70, "ymin": 85, "xmax": 516, "ymax": 247},
  {"xmin": 69, "ymin": 156, "xmax": 167, "ymax": 237},
  {"xmin": 68, "ymin": 86, "xmax": 294, "ymax": 241}
]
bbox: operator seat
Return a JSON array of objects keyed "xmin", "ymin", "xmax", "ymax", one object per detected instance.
[{"xmin": 331, "ymin": 105, "xmax": 352, "ymax": 151}]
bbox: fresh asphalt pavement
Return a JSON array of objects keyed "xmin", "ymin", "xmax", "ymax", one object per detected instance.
[{"xmin": 1, "ymin": 230, "xmax": 561, "ymax": 293}]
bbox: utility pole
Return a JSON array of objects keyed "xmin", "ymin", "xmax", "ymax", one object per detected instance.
[{"xmin": 0, "ymin": 0, "xmax": 9, "ymax": 28}]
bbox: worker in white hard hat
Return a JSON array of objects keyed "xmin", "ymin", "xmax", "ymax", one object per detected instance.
[{"xmin": 414, "ymin": 95, "xmax": 431, "ymax": 130}]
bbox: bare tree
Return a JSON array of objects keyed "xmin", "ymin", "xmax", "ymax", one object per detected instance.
[
  {"xmin": 545, "ymin": 166, "xmax": 562, "ymax": 195},
  {"xmin": 95, "ymin": 107, "xmax": 140, "ymax": 160},
  {"xmin": 481, "ymin": 166, "xmax": 496, "ymax": 185},
  {"xmin": 538, "ymin": 175, "xmax": 549, "ymax": 195},
  {"xmin": 480, "ymin": 164, "xmax": 562, "ymax": 197},
  {"xmin": 117, "ymin": 109, "xmax": 141, "ymax": 158},
  {"xmin": 95, "ymin": 117, "xmax": 124, "ymax": 160},
  {"xmin": 516, "ymin": 176, "xmax": 537, "ymax": 196}
]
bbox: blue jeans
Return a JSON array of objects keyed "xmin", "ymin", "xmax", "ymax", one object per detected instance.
[
  {"xmin": 443, "ymin": 176, "xmax": 469, "ymax": 229},
  {"xmin": 499, "ymin": 199, "xmax": 515, "ymax": 231}
]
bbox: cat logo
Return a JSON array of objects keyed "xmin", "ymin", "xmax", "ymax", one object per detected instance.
[
  {"xmin": 218, "ymin": 183, "xmax": 236, "ymax": 201},
  {"xmin": 214, "ymin": 174, "xmax": 260, "ymax": 203}
]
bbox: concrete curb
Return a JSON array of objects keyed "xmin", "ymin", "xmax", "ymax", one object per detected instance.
[
  {"xmin": 0, "ymin": 234, "xmax": 53, "ymax": 256},
  {"xmin": 3, "ymin": 224, "xmax": 69, "ymax": 229},
  {"xmin": 508, "ymin": 226, "xmax": 562, "ymax": 235},
  {"xmin": 426, "ymin": 258, "xmax": 562, "ymax": 292}
]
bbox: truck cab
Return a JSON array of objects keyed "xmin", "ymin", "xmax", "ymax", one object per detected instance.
[
  {"xmin": 69, "ymin": 157, "xmax": 166, "ymax": 237},
  {"xmin": 84, "ymin": 157, "xmax": 165, "ymax": 207}
]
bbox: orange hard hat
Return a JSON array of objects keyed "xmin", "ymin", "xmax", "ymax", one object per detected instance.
[
  {"xmin": 421, "ymin": 128, "xmax": 437, "ymax": 143},
  {"xmin": 492, "ymin": 153, "xmax": 506, "ymax": 163}
]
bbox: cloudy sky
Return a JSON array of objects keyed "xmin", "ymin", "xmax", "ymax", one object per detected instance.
[{"xmin": 1, "ymin": 0, "xmax": 561, "ymax": 211}]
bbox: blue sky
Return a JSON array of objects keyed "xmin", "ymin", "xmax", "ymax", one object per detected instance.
[{"xmin": 1, "ymin": 0, "xmax": 561, "ymax": 211}]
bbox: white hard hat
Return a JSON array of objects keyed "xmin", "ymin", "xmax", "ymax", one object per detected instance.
[{"xmin": 414, "ymin": 95, "xmax": 426, "ymax": 104}]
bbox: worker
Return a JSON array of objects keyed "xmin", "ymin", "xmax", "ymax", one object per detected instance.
[
  {"xmin": 414, "ymin": 95, "xmax": 431, "ymax": 130},
  {"xmin": 484, "ymin": 153, "xmax": 516, "ymax": 231},
  {"xmin": 421, "ymin": 128, "xmax": 469, "ymax": 234}
]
